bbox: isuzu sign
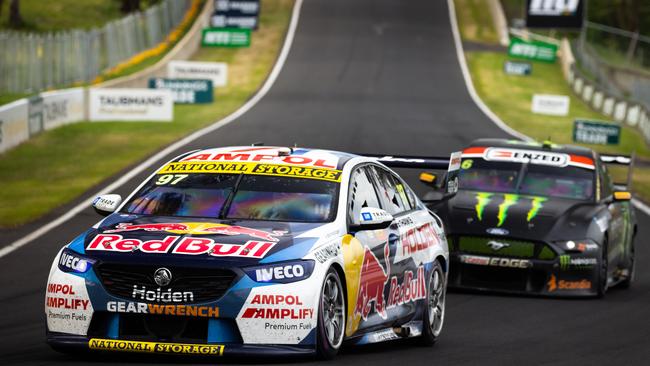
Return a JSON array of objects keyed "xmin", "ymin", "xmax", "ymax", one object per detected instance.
[
  {"xmin": 484, "ymin": 148, "xmax": 569, "ymax": 167},
  {"xmin": 526, "ymin": 0, "xmax": 584, "ymax": 28}
]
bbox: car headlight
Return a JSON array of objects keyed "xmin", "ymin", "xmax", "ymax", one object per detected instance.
[
  {"xmin": 554, "ymin": 239, "xmax": 599, "ymax": 254},
  {"xmin": 58, "ymin": 248, "xmax": 95, "ymax": 273},
  {"xmin": 244, "ymin": 260, "xmax": 315, "ymax": 284}
]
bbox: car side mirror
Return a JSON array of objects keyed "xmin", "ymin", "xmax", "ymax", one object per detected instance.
[
  {"xmin": 613, "ymin": 191, "xmax": 631, "ymax": 201},
  {"xmin": 92, "ymin": 194, "xmax": 122, "ymax": 216},
  {"xmin": 351, "ymin": 207, "xmax": 393, "ymax": 232}
]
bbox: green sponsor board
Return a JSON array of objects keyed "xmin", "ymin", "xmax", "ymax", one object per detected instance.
[
  {"xmin": 201, "ymin": 28, "xmax": 251, "ymax": 47},
  {"xmin": 573, "ymin": 120, "xmax": 621, "ymax": 145},
  {"xmin": 508, "ymin": 37, "xmax": 557, "ymax": 63},
  {"xmin": 148, "ymin": 78, "xmax": 213, "ymax": 104}
]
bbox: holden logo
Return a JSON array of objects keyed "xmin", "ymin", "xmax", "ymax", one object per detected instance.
[
  {"xmin": 486, "ymin": 227, "xmax": 509, "ymax": 236},
  {"xmin": 153, "ymin": 268, "xmax": 172, "ymax": 287},
  {"xmin": 487, "ymin": 241, "xmax": 510, "ymax": 251}
]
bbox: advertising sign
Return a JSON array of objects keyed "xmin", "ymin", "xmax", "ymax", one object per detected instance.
[
  {"xmin": 89, "ymin": 88, "xmax": 173, "ymax": 122},
  {"xmin": 0, "ymin": 99, "xmax": 29, "ymax": 153},
  {"xmin": 202, "ymin": 28, "xmax": 251, "ymax": 47},
  {"xmin": 531, "ymin": 94, "xmax": 570, "ymax": 116},
  {"xmin": 504, "ymin": 60, "xmax": 532, "ymax": 76},
  {"xmin": 211, "ymin": 0, "xmax": 259, "ymax": 29},
  {"xmin": 573, "ymin": 120, "xmax": 621, "ymax": 145},
  {"xmin": 168, "ymin": 61, "xmax": 228, "ymax": 87},
  {"xmin": 148, "ymin": 78, "xmax": 213, "ymax": 104},
  {"xmin": 508, "ymin": 37, "xmax": 557, "ymax": 63},
  {"xmin": 526, "ymin": 0, "xmax": 584, "ymax": 28}
]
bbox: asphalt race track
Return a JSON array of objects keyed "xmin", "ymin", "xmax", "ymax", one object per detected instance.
[{"xmin": 1, "ymin": 0, "xmax": 649, "ymax": 365}]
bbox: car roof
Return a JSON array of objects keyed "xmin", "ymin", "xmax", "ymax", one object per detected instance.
[
  {"xmin": 173, "ymin": 146, "xmax": 358, "ymax": 170},
  {"xmin": 468, "ymin": 138, "xmax": 596, "ymax": 158}
]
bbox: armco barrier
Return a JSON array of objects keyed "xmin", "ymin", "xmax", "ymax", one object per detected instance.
[
  {"xmin": 559, "ymin": 38, "xmax": 650, "ymax": 145},
  {"xmin": 0, "ymin": 88, "xmax": 87, "ymax": 154}
]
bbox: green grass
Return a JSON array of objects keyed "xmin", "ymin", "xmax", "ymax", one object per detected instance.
[
  {"xmin": 0, "ymin": 0, "xmax": 124, "ymax": 32},
  {"xmin": 465, "ymin": 51, "xmax": 650, "ymax": 201},
  {"xmin": 0, "ymin": 0, "xmax": 295, "ymax": 227},
  {"xmin": 0, "ymin": 92, "xmax": 31, "ymax": 106},
  {"xmin": 454, "ymin": 0, "xmax": 500, "ymax": 44}
]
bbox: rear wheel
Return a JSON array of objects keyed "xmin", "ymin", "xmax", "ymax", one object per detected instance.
[
  {"xmin": 316, "ymin": 268, "xmax": 345, "ymax": 359},
  {"xmin": 419, "ymin": 260, "xmax": 446, "ymax": 346}
]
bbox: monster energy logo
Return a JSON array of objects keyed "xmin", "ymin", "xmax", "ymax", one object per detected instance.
[
  {"xmin": 474, "ymin": 193, "xmax": 547, "ymax": 226},
  {"xmin": 559, "ymin": 255, "xmax": 571, "ymax": 270}
]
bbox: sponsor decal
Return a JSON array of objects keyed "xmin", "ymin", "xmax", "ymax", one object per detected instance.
[
  {"xmin": 368, "ymin": 328, "xmax": 400, "ymax": 343},
  {"xmin": 485, "ymin": 148, "xmax": 568, "ymax": 166},
  {"xmin": 386, "ymin": 267, "xmax": 427, "ymax": 308},
  {"xmin": 87, "ymin": 234, "xmax": 275, "ymax": 258},
  {"xmin": 132, "ymin": 286, "xmax": 193, "ymax": 303},
  {"xmin": 158, "ymin": 161, "xmax": 342, "ymax": 182},
  {"xmin": 180, "ymin": 147, "xmax": 338, "ymax": 168},
  {"xmin": 393, "ymin": 223, "xmax": 439, "ymax": 265},
  {"xmin": 45, "ymin": 269, "xmax": 93, "ymax": 335},
  {"xmin": 355, "ymin": 245, "xmax": 390, "ymax": 320},
  {"xmin": 577, "ymin": 242, "xmax": 598, "ymax": 252},
  {"xmin": 248, "ymin": 261, "xmax": 313, "ymax": 283},
  {"xmin": 486, "ymin": 240, "xmax": 510, "ymax": 251},
  {"xmin": 547, "ymin": 274, "xmax": 592, "ymax": 292},
  {"xmin": 107, "ymin": 301, "xmax": 220, "ymax": 318},
  {"xmin": 313, "ymin": 242, "xmax": 340, "ymax": 263},
  {"xmin": 88, "ymin": 339, "xmax": 224, "ymax": 355},
  {"xmin": 559, "ymin": 255, "xmax": 597, "ymax": 270},
  {"xmin": 105, "ymin": 222, "xmax": 283, "ymax": 242},
  {"xmin": 58, "ymin": 249, "xmax": 94, "ymax": 273},
  {"xmin": 474, "ymin": 193, "xmax": 549, "ymax": 226},
  {"xmin": 241, "ymin": 295, "xmax": 314, "ymax": 319},
  {"xmin": 460, "ymin": 255, "xmax": 531, "ymax": 269}
]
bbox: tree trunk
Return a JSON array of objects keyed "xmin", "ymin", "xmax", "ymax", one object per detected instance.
[
  {"xmin": 9, "ymin": 0, "xmax": 24, "ymax": 27},
  {"xmin": 0, "ymin": 0, "xmax": 5, "ymax": 18},
  {"xmin": 119, "ymin": 0, "xmax": 141, "ymax": 14}
]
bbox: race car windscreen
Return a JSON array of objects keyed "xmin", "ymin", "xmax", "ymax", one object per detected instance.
[
  {"xmin": 458, "ymin": 158, "xmax": 594, "ymax": 200},
  {"xmin": 123, "ymin": 173, "xmax": 338, "ymax": 222}
]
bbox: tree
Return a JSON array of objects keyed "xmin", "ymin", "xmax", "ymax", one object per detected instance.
[
  {"xmin": 118, "ymin": 0, "xmax": 141, "ymax": 14},
  {"xmin": 9, "ymin": 0, "xmax": 24, "ymax": 28}
]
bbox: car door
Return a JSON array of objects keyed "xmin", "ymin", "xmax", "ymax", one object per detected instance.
[
  {"xmin": 366, "ymin": 165, "xmax": 429, "ymax": 325},
  {"xmin": 599, "ymin": 162, "xmax": 625, "ymax": 268},
  {"xmin": 347, "ymin": 165, "xmax": 394, "ymax": 332}
]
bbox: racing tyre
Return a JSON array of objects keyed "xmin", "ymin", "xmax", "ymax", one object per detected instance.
[
  {"xmin": 597, "ymin": 239, "xmax": 609, "ymax": 298},
  {"xmin": 419, "ymin": 260, "xmax": 446, "ymax": 346},
  {"xmin": 619, "ymin": 241, "xmax": 635, "ymax": 289},
  {"xmin": 316, "ymin": 268, "xmax": 345, "ymax": 359}
]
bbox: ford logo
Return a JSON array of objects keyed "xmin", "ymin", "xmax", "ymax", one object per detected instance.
[{"xmin": 486, "ymin": 228, "xmax": 509, "ymax": 236}]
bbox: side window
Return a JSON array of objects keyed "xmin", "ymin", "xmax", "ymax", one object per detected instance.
[
  {"xmin": 348, "ymin": 166, "xmax": 382, "ymax": 225},
  {"xmin": 368, "ymin": 166, "xmax": 408, "ymax": 215}
]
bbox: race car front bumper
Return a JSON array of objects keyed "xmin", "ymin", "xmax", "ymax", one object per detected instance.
[{"xmin": 447, "ymin": 252, "xmax": 600, "ymax": 297}]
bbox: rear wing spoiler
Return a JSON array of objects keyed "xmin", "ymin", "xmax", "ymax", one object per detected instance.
[
  {"xmin": 600, "ymin": 153, "xmax": 635, "ymax": 190},
  {"xmin": 361, "ymin": 154, "xmax": 450, "ymax": 169}
]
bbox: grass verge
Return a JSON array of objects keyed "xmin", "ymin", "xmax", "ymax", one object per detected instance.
[
  {"xmin": 0, "ymin": 0, "xmax": 295, "ymax": 228},
  {"xmin": 453, "ymin": 0, "xmax": 650, "ymax": 202}
]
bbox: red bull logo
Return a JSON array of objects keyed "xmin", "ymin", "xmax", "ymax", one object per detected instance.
[
  {"xmin": 104, "ymin": 222, "xmax": 284, "ymax": 242},
  {"xmin": 354, "ymin": 244, "xmax": 390, "ymax": 320}
]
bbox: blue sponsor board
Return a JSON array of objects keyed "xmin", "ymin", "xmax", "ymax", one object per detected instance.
[
  {"xmin": 211, "ymin": 0, "xmax": 260, "ymax": 30},
  {"xmin": 148, "ymin": 78, "xmax": 213, "ymax": 104}
]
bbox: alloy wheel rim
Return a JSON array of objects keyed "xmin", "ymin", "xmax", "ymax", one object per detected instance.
[
  {"xmin": 321, "ymin": 273, "xmax": 344, "ymax": 348},
  {"xmin": 428, "ymin": 267, "xmax": 446, "ymax": 336}
]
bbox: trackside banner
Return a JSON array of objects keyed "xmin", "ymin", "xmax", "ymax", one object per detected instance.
[
  {"xmin": 167, "ymin": 61, "xmax": 228, "ymax": 87},
  {"xmin": 526, "ymin": 0, "xmax": 584, "ymax": 29},
  {"xmin": 89, "ymin": 89, "xmax": 173, "ymax": 122},
  {"xmin": 0, "ymin": 99, "xmax": 29, "ymax": 153}
]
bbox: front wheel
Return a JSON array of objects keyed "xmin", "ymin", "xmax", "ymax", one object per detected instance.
[
  {"xmin": 619, "ymin": 240, "xmax": 635, "ymax": 289},
  {"xmin": 419, "ymin": 260, "xmax": 446, "ymax": 346},
  {"xmin": 316, "ymin": 268, "xmax": 346, "ymax": 359},
  {"xmin": 596, "ymin": 240, "xmax": 609, "ymax": 298}
]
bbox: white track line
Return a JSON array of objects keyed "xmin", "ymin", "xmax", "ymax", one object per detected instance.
[
  {"xmin": 445, "ymin": 0, "xmax": 650, "ymax": 217},
  {"xmin": 0, "ymin": 0, "xmax": 305, "ymax": 259}
]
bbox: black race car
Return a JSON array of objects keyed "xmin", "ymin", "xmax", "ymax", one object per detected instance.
[{"xmin": 424, "ymin": 139, "xmax": 637, "ymax": 297}]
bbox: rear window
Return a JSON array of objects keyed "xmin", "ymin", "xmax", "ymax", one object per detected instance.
[{"xmin": 124, "ymin": 173, "xmax": 338, "ymax": 222}]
